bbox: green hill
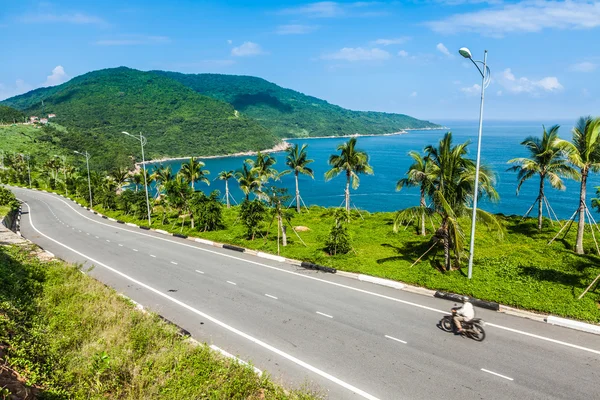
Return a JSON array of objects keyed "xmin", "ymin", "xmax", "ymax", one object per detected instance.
[
  {"xmin": 154, "ymin": 71, "xmax": 441, "ymax": 138},
  {"xmin": 0, "ymin": 105, "xmax": 26, "ymax": 124},
  {"xmin": 2, "ymin": 67, "xmax": 278, "ymax": 170}
]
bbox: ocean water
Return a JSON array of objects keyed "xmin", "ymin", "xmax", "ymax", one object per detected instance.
[{"xmin": 153, "ymin": 120, "xmax": 600, "ymax": 220}]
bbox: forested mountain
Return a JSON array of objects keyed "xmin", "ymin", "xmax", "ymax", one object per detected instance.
[
  {"xmin": 154, "ymin": 71, "xmax": 440, "ymax": 138},
  {"xmin": 2, "ymin": 67, "xmax": 277, "ymax": 170},
  {"xmin": 0, "ymin": 105, "xmax": 25, "ymax": 123}
]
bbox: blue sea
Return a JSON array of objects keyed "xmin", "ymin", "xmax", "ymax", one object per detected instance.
[{"xmin": 153, "ymin": 120, "xmax": 600, "ymax": 220}]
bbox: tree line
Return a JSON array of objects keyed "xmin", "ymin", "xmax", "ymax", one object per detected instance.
[{"xmin": 2, "ymin": 115, "xmax": 600, "ymax": 263}]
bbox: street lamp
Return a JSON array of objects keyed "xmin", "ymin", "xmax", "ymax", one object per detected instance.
[
  {"xmin": 123, "ymin": 131, "xmax": 152, "ymax": 226},
  {"xmin": 74, "ymin": 150, "xmax": 93, "ymax": 208},
  {"xmin": 19, "ymin": 153, "xmax": 32, "ymax": 188},
  {"xmin": 459, "ymin": 47, "xmax": 491, "ymax": 279}
]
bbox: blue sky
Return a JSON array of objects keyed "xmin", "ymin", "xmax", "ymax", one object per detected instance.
[{"xmin": 0, "ymin": 0, "xmax": 598, "ymax": 121}]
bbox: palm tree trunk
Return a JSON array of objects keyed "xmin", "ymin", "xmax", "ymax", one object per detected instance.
[
  {"xmin": 345, "ymin": 171, "xmax": 350, "ymax": 213},
  {"xmin": 538, "ymin": 176, "xmax": 545, "ymax": 231},
  {"xmin": 576, "ymin": 169, "xmax": 588, "ymax": 254},
  {"xmin": 443, "ymin": 224, "xmax": 451, "ymax": 271},
  {"xmin": 191, "ymin": 178, "xmax": 194, "ymax": 191},
  {"xmin": 420, "ymin": 189, "xmax": 426, "ymax": 236},
  {"xmin": 295, "ymin": 172, "xmax": 300, "ymax": 213},
  {"xmin": 225, "ymin": 180, "xmax": 230, "ymax": 208}
]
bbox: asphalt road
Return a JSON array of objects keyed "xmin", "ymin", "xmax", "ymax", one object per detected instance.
[{"xmin": 10, "ymin": 186, "xmax": 600, "ymax": 400}]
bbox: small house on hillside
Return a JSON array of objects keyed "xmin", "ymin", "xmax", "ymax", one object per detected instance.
[
  {"xmin": 48, "ymin": 114, "xmax": 56, "ymax": 118},
  {"xmin": 40, "ymin": 118, "xmax": 48, "ymax": 124},
  {"xmin": 29, "ymin": 116, "xmax": 38, "ymax": 122}
]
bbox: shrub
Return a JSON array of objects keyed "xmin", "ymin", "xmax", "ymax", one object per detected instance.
[
  {"xmin": 190, "ymin": 190, "xmax": 223, "ymax": 232},
  {"xmin": 240, "ymin": 199, "xmax": 266, "ymax": 240},
  {"xmin": 325, "ymin": 210, "xmax": 351, "ymax": 255},
  {"xmin": 0, "ymin": 186, "xmax": 19, "ymax": 210}
]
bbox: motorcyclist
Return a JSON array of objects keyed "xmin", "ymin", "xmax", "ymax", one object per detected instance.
[{"xmin": 452, "ymin": 296, "xmax": 474, "ymax": 333}]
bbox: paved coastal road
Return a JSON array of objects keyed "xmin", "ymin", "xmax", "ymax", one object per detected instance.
[{"xmin": 11, "ymin": 187, "xmax": 600, "ymax": 400}]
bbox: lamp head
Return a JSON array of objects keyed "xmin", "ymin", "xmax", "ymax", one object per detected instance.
[{"xmin": 459, "ymin": 47, "xmax": 472, "ymax": 59}]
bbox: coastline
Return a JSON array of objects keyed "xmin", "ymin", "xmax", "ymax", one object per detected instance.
[{"xmin": 141, "ymin": 126, "xmax": 447, "ymax": 166}]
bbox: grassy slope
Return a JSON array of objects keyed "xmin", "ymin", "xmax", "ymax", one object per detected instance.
[
  {"xmin": 154, "ymin": 71, "xmax": 441, "ymax": 138},
  {"xmin": 0, "ymin": 205, "xmax": 10, "ymax": 217},
  {"xmin": 2, "ymin": 67, "xmax": 278, "ymax": 171},
  {"xmin": 0, "ymin": 124, "xmax": 67, "ymax": 158},
  {"xmin": 90, "ymin": 203, "xmax": 600, "ymax": 323},
  {"xmin": 0, "ymin": 105, "xmax": 25, "ymax": 123},
  {"xmin": 0, "ymin": 244, "xmax": 319, "ymax": 399}
]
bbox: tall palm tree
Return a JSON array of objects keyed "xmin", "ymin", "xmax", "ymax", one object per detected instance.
[
  {"xmin": 508, "ymin": 125, "xmax": 579, "ymax": 231},
  {"xmin": 324, "ymin": 138, "xmax": 374, "ymax": 212},
  {"xmin": 426, "ymin": 132, "xmax": 499, "ymax": 271},
  {"xmin": 152, "ymin": 165, "xmax": 174, "ymax": 198},
  {"xmin": 130, "ymin": 173, "xmax": 143, "ymax": 192},
  {"xmin": 554, "ymin": 116, "xmax": 600, "ymax": 254},
  {"xmin": 217, "ymin": 170, "xmax": 235, "ymax": 208},
  {"xmin": 236, "ymin": 162, "xmax": 261, "ymax": 200},
  {"xmin": 396, "ymin": 151, "xmax": 433, "ymax": 236},
  {"xmin": 247, "ymin": 152, "xmax": 278, "ymax": 190},
  {"xmin": 109, "ymin": 167, "xmax": 130, "ymax": 191},
  {"xmin": 180, "ymin": 157, "xmax": 210, "ymax": 191},
  {"xmin": 285, "ymin": 144, "xmax": 314, "ymax": 213}
]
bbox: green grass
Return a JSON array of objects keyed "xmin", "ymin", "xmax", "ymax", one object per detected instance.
[
  {"xmin": 0, "ymin": 244, "xmax": 320, "ymax": 399},
  {"xmin": 0, "ymin": 205, "xmax": 10, "ymax": 218},
  {"xmin": 91, "ymin": 203, "xmax": 600, "ymax": 323}
]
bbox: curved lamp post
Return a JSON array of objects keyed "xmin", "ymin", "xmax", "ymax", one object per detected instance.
[
  {"xmin": 459, "ymin": 47, "xmax": 491, "ymax": 280},
  {"xmin": 74, "ymin": 150, "xmax": 92, "ymax": 208},
  {"xmin": 123, "ymin": 131, "xmax": 152, "ymax": 226}
]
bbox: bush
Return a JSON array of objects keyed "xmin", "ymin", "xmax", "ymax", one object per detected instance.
[
  {"xmin": 190, "ymin": 190, "xmax": 223, "ymax": 231},
  {"xmin": 325, "ymin": 210, "xmax": 351, "ymax": 255},
  {"xmin": 0, "ymin": 186, "xmax": 19, "ymax": 210},
  {"xmin": 240, "ymin": 199, "xmax": 266, "ymax": 240}
]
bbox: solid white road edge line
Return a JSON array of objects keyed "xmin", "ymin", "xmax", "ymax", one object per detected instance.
[
  {"xmin": 21, "ymin": 189, "xmax": 600, "ymax": 356},
  {"xmin": 265, "ymin": 294, "xmax": 278, "ymax": 300},
  {"xmin": 209, "ymin": 344, "xmax": 263, "ymax": 376},
  {"xmin": 316, "ymin": 311, "xmax": 333, "ymax": 319},
  {"xmin": 480, "ymin": 368, "xmax": 514, "ymax": 381},
  {"xmin": 21, "ymin": 202, "xmax": 381, "ymax": 400},
  {"xmin": 384, "ymin": 335, "xmax": 407, "ymax": 344}
]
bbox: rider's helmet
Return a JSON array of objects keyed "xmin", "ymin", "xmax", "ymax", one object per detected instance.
[{"xmin": 462, "ymin": 296, "xmax": 470, "ymax": 303}]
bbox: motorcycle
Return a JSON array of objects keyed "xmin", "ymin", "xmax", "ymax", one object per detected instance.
[{"xmin": 439, "ymin": 308, "xmax": 486, "ymax": 342}]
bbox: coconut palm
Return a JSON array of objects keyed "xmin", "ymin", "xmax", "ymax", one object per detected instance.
[
  {"xmin": 507, "ymin": 125, "xmax": 579, "ymax": 231},
  {"xmin": 246, "ymin": 152, "xmax": 278, "ymax": 189},
  {"xmin": 396, "ymin": 151, "xmax": 433, "ymax": 236},
  {"xmin": 152, "ymin": 165, "xmax": 174, "ymax": 198},
  {"xmin": 109, "ymin": 167, "xmax": 130, "ymax": 191},
  {"xmin": 324, "ymin": 138, "xmax": 374, "ymax": 212},
  {"xmin": 130, "ymin": 173, "xmax": 143, "ymax": 192},
  {"xmin": 217, "ymin": 170, "xmax": 235, "ymax": 208},
  {"xmin": 180, "ymin": 157, "xmax": 210, "ymax": 191},
  {"xmin": 285, "ymin": 144, "xmax": 314, "ymax": 213},
  {"xmin": 236, "ymin": 162, "xmax": 261, "ymax": 200},
  {"xmin": 554, "ymin": 116, "xmax": 600, "ymax": 254},
  {"xmin": 426, "ymin": 132, "xmax": 499, "ymax": 271}
]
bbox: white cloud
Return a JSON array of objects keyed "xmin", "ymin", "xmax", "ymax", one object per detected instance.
[
  {"xmin": 410, "ymin": 91, "xmax": 418, "ymax": 97},
  {"xmin": 95, "ymin": 35, "xmax": 170, "ymax": 46},
  {"xmin": 44, "ymin": 66, "xmax": 68, "ymax": 87},
  {"xmin": 569, "ymin": 61, "xmax": 597, "ymax": 72},
  {"xmin": 436, "ymin": 42, "xmax": 452, "ymax": 57},
  {"xmin": 231, "ymin": 42, "xmax": 265, "ymax": 57},
  {"xmin": 498, "ymin": 68, "xmax": 563, "ymax": 94},
  {"xmin": 371, "ymin": 37, "xmax": 410, "ymax": 46},
  {"xmin": 276, "ymin": 24, "xmax": 318, "ymax": 34},
  {"xmin": 321, "ymin": 47, "xmax": 390, "ymax": 61},
  {"xmin": 278, "ymin": 1, "xmax": 385, "ymax": 18},
  {"xmin": 0, "ymin": 79, "xmax": 33, "ymax": 101},
  {"xmin": 461, "ymin": 83, "xmax": 481, "ymax": 95},
  {"xmin": 20, "ymin": 12, "xmax": 105, "ymax": 25},
  {"xmin": 427, "ymin": 0, "xmax": 600, "ymax": 35},
  {"xmin": 398, "ymin": 50, "xmax": 409, "ymax": 57}
]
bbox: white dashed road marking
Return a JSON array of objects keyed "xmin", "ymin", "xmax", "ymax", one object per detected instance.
[
  {"xmin": 195, "ymin": 270, "xmax": 204, "ymax": 274},
  {"xmin": 385, "ymin": 335, "xmax": 407, "ymax": 344},
  {"xmin": 150, "ymin": 254, "xmax": 156, "ymax": 258},
  {"xmin": 316, "ymin": 311, "xmax": 333, "ymax": 319},
  {"xmin": 265, "ymin": 294, "xmax": 278, "ymax": 300},
  {"xmin": 170, "ymin": 261, "xmax": 178, "ymax": 265},
  {"xmin": 227, "ymin": 281, "xmax": 237, "ymax": 286},
  {"xmin": 481, "ymin": 369, "xmax": 514, "ymax": 381}
]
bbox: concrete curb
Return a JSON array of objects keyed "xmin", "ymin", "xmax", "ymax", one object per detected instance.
[
  {"xmin": 257, "ymin": 252, "xmax": 286, "ymax": 263},
  {"xmin": 155, "ymin": 229, "xmax": 171, "ymax": 235},
  {"xmin": 195, "ymin": 238, "xmax": 214, "ymax": 246},
  {"xmin": 358, "ymin": 274, "xmax": 405, "ymax": 290},
  {"xmin": 547, "ymin": 316, "xmax": 600, "ymax": 335},
  {"xmin": 125, "ymin": 223, "xmax": 138, "ymax": 227}
]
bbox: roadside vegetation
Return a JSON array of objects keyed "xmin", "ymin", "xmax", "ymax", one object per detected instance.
[
  {"xmin": 2, "ymin": 117, "xmax": 600, "ymax": 323},
  {"xmin": 0, "ymin": 244, "xmax": 320, "ymax": 399}
]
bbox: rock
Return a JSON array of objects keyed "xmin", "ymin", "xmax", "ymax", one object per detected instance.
[{"xmin": 294, "ymin": 226, "xmax": 310, "ymax": 232}]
